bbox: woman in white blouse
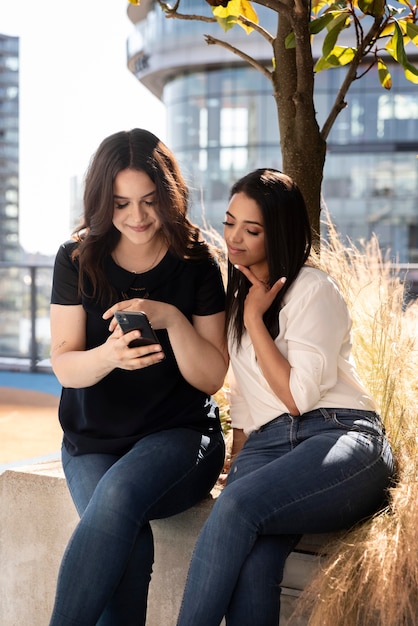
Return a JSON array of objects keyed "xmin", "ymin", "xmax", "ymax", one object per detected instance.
[{"xmin": 177, "ymin": 169, "xmax": 394, "ymax": 626}]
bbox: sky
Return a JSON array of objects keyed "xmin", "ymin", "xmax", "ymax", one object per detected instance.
[{"xmin": 0, "ymin": 0, "xmax": 167, "ymax": 256}]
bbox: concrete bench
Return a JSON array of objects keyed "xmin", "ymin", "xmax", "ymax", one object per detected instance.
[{"xmin": 0, "ymin": 460, "xmax": 332, "ymax": 625}]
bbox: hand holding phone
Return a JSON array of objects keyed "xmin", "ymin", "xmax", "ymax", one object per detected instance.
[{"xmin": 114, "ymin": 310, "xmax": 160, "ymax": 348}]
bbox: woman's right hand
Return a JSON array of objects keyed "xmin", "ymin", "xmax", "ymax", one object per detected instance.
[
  {"xmin": 233, "ymin": 264, "xmax": 286, "ymax": 326},
  {"xmin": 103, "ymin": 297, "xmax": 228, "ymax": 396},
  {"xmin": 217, "ymin": 428, "xmax": 247, "ymax": 486},
  {"xmin": 103, "ymin": 323, "xmax": 165, "ymax": 371}
]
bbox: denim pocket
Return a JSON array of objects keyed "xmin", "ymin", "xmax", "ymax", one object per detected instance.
[{"xmin": 325, "ymin": 409, "xmax": 385, "ymax": 439}]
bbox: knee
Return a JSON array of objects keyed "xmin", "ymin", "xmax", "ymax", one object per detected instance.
[
  {"xmin": 90, "ymin": 478, "xmax": 141, "ymax": 521},
  {"xmin": 211, "ymin": 485, "xmax": 253, "ymax": 527}
]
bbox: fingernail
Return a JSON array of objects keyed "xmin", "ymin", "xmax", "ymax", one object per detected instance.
[
  {"xmin": 280, "ymin": 277, "xmax": 287, "ymax": 284},
  {"xmin": 234, "ymin": 264, "xmax": 239, "ymax": 269}
]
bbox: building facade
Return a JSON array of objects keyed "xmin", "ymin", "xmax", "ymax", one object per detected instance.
[
  {"xmin": 0, "ymin": 33, "xmax": 19, "ymax": 263},
  {"xmin": 126, "ymin": 1, "xmax": 418, "ymax": 262}
]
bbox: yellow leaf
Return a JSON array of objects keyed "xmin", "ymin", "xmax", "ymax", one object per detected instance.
[
  {"xmin": 315, "ymin": 56, "xmax": 334, "ymax": 72},
  {"xmin": 380, "ymin": 23, "xmax": 395, "ymax": 38},
  {"xmin": 315, "ymin": 46, "xmax": 356, "ymax": 72},
  {"xmin": 377, "ymin": 58, "xmax": 392, "ymax": 89},
  {"xmin": 327, "ymin": 45, "xmax": 356, "ymax": 65},
  {"xmin": 404, "ymin": 65, "xmax": 418, "ymax": 83},
  {"xmin": 240, "ymin": 0, "xmax": 258, "ymax": 23},
  {"xmin": 311, "ymin": 0, "xmax": 329, "ymax": 15},
  {"xmin": 213, "ymin": 0, "xmax": 258, "ymax": 33}
]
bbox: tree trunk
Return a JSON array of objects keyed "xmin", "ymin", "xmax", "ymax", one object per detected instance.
[{"xmin": 272, "ymin": 7, "xmax": 326, "ymax": 245}]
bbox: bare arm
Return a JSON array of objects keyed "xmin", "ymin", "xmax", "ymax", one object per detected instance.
[
  {"xmin": 168, "ymin": 309, "xmax": 228, "ymax": 394},
  {"xmin": 104, "ymin": 299, "xmax": 229, "ymax": 395},
  {"xmin": 50, "ymin": 304, "xmax": 165, "ymax": 388},
  {"xmin": 235, "ymin": 265, "xmax": 300, "ymax": 416}
]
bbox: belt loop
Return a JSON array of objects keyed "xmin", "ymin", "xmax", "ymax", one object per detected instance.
[{"xmin": 318, "ymin": 408, "xmax": 331, "ymax": 420}]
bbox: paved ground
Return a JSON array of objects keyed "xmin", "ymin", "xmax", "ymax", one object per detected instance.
[{"xmin": 0, "ymin": 371, "xmax": 62, "ymax": 473}]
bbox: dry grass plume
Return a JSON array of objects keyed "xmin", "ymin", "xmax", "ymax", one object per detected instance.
[
  {"xmin": 204, "ymin": 213, "xmax": 418, "ymax": 624},
  {"xmin": 292, "ymin": 215, "xmax": 418, "ymax": 625}
]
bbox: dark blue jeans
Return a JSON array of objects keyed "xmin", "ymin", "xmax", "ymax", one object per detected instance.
[
  {"xmin": 48, "ymin": 427, "xmax": 225, "ymax": 626},
  {"xmin": 177, "ymin": 409, "xmax": 394, "ymax": 626}
]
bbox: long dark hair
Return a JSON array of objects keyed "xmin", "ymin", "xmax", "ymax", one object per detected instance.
[
  {"xmin": 226, "ymin": 168, "xmax": 312, "ymax": 347},
  {"xmin": 72, "ymin": 128, "xmax": 210, "ymax": 302}
]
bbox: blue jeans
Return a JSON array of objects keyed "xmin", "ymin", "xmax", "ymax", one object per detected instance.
[
  {"xmin": 177, "ymin": 409, "xmax": 394, "ymax": 626},
  {"xmin": 48, "ymin": 427, "xmax": 225, "ymax": 626}
]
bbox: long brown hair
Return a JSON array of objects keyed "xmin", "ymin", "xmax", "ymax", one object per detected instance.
[{"xmin": 73, "ymin": 128, "xmax": 211, "ymax": 303}]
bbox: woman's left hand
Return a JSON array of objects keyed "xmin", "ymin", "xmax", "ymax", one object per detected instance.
[
  {"xmin": 103, "ymin": 297, "xmax": 227, "ymax": 395},
  {"xmin": 103, "ymin": 298, "xmax": 172, "ymax": 332}
]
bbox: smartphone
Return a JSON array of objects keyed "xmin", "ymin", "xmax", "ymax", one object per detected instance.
[{"xmin": 114, "ymin": 310, "xmax": 160, "ymax": 348}]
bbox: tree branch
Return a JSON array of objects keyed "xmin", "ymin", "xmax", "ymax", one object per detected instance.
[
  {"xmin": 237, "ymin": 15, "xmax": 275, "ymax": 45},
  {"xmin": 321, "ymin": 16, "xmax": 384, "ymax": 141},
  {"xmin": 160, "ymin": 0, "xmax": 279, "ymax": 42},
  {"xmin": 204, "ymin": 34, "xmax": 274, "ymax": 82},
  {"xmin": 253, "ymin": 0, "xmax": 290, "ymax": 17},
  {"xmin": 157, "ymin": 0, "xmax": 217, "ymax": 23}
]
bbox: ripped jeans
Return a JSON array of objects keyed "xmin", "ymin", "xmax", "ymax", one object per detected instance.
[
  {"xmin": 177, "ymin": 409, "xmax": 394, "ymax": 626},
  {"xmin": 48, "ymin": 427, "xmax": 225, "ymax": 626}
]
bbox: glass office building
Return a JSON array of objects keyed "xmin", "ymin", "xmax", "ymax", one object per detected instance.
[
  {"xmin": 127, "ymin": 1, "xmax": 418, "ymax": 262},
  {"xmin": 0, "ymin": 33, "xmax": 19, "ymax": 263}
]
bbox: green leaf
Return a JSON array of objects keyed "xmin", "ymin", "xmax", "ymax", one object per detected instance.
[
  {"xmin": 315, "ymin": 56, "xmax": 332, "ymax": 72},
  {"xmin": 386, "ymin": 22, "xmax": 418, "ymax": 84},
  {"xmin": 322, "ymin": 13, "xmax": 350, "ymax": 58},
  {"xmin": 358, "ymin": 0, "xmax": 385, "ymax": 17},
  {"xmin": 285, "ymin": 32, "xmax": 296, "ymax": 50},
  {"xmin": 405, "ymin": 22, "xmax": 418, "ymax": 47},
  {"xmin": 377, "ymin": 58, "xmax": 392, "ymax": 89},
  {"xmin": 388, "ymin": 21, "xmax": 408, "ymax": 65},
  {"xmin": 211, "ymin": 14, "xmax": 237, "ymax": 31},
  {"xmin": 286, "ymin": 13, "xmax": 335, "ymax": 49},
  {"xmin": 309, "ymin": 13, "xmax": 335, "ymax": 35}
]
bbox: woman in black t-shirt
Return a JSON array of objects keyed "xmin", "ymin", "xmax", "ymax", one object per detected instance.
[{"xmin": 48, "ymin": 129, "xmax": 228, "ymax": 626}]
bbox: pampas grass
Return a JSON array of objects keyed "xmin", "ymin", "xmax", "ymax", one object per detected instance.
[
  {"xmin": 292, "ymin": 215, "xmax": 418, "ymax": 625},
  {"xmin": 204, "ymin": 212, "xmax": 418, "ymax": 624}
]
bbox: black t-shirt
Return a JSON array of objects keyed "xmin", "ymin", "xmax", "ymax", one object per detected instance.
[{"xmin": 51, "ymin": 240, "xmax": 226, "ymax": 456}]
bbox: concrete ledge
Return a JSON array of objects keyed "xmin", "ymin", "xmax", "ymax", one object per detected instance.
[
  {"xmin": 0, "ymin": 460, "xmax": 331, "ymax": 625},
  {"xmin": 0, "ymin": 461, "xmax": 77, "ymax": 626}
]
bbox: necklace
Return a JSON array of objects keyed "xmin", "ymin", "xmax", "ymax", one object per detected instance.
[
  {"xmin": 121, "ymin": 285, "xmax": 150, "ymax": 301},
  {"xmin": 113, "ymin": 240, "xmax": 165, "ymax": 275}
]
